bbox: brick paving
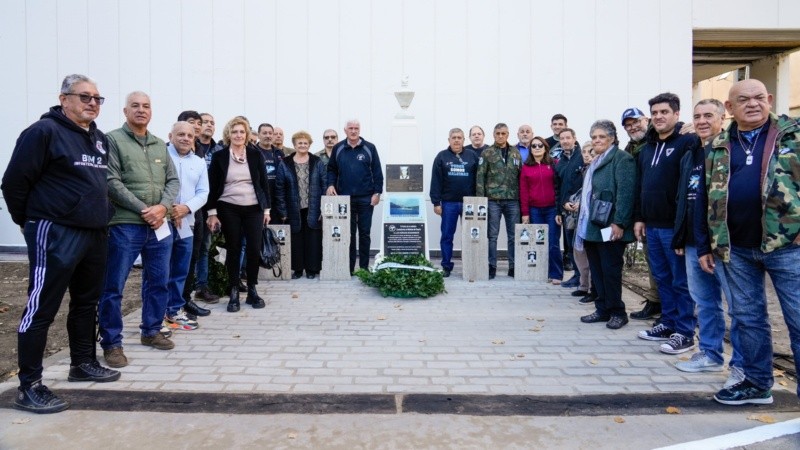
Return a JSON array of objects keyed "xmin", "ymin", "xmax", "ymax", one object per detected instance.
[{"xmin": 9, "ymin": 262, "xmax": 777, "ymax": 399}]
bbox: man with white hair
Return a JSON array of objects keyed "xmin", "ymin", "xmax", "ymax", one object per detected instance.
[{"xmin": 326, "ymin": 120, "xmax": 384, "ymax": 274}]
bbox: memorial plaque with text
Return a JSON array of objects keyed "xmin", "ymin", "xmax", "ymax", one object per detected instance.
[
  {"xmin": 384, "ymin": 223, "xmax": 426, "ymax": 256},
  {"xmin": 386, "ymin": 164, "xmax": 423, "ymax": 192}
]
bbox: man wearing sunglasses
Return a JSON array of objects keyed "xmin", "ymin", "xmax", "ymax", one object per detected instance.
[
  {"xmin": 316, "ymin": 129, "xmax": 339, "ymax": 170},
  {"xmin": 3, "ymin": 74, "xmax": 120, "ymax": 413}
]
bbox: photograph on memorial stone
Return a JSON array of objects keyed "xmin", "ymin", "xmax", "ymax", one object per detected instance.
[
  {"xmin": 465, "ymin": 204, "xmax": 474, "ymax": 219},
  {"xmin": 477, "ymin": 205, "xmax": 487, "ymax": 219},
  {"xmin": 520, "ymin": 228, "xmax": 530, "ymax": 245},
  {"xmin": 338, "ymin": 203, "xmax": 348, "ymax": 217},
  {"xmin": 276, "ymin": 229, "xmax": 286, "ymax": 243},
  {"xmin": 332, "ymin": 226, "xmax": 341, "ymax": 239},
  {"xmin": 470, "ymin": 227, "xmax": 480, "ymax": 241},
  {"xmin": 527, "ymin": 250, "xmax": 537, "ymax": 266},
  {"xmin": 536, "ymin": 228, "xmax": 545, "ymax": 244},
  {"xmin": 386, "ymin": 164, "xmax": 423, "ymax": 192},
  {"xmin": 324, "ymin": 202, "xmax": 333, "ymax": 217}
]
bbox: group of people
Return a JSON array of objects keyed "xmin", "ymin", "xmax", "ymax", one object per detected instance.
[
  {"xmin": 2, "ymin": 74, "xmax": 385, "ymax": 413},
  {"xmin": 430, "ymin": 80, "xmax": 800, "ymax": 407},
  {"xmin": 4, "ymin": 73, "xmax": 798, "ymax": 414}
]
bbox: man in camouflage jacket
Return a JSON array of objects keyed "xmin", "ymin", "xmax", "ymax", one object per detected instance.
[
  {"xmin": 696, "ymin": 79, "xmax": 800, "ymax": 406},
  {"xmin": 476, "ymin": 123, "xmax": 522, "ymax": 279}
]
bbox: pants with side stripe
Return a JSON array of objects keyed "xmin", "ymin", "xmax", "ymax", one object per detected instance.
[{"xmin": 17, "ymin": 220, "xmax": 108, "ymax": 388}]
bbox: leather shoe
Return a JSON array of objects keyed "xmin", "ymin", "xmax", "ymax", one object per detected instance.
[
  {"xmin": 246, "ymin": 285, "xmax": 266, "ymax": 308},
  {"xmin": 306, "ymin": 272, "xmax": 316, "ymax": 279},
  {"xmin": 507, "ymin": 268, "xmax": 515, "ymax": 277},
  {"xmin": 237, "ymin": 281, "xmax": 247, "ymax": 292},
  {"xmin": 561, "ymin": 276, "xmax": 580, "ymax": 288},
  {"xmin": 442, "ymin": 270, "xmax": 451, "ymax": 278},
  {"xmin": 291, "ymin": 271, "xmax": 303, "ymax": 279},
  {"xmin": 606, "ymin": 315, "xmax": 629, "ymax": 330},
  {"xmin": 629, "ymin": 300, "xmax": 661, "ymax": 320},
  {"xmin": 579, "ymin": 294, "xmax": 596, "ymax": 304},
  {"xmin": 571, "ymin": 290, "xmax": 589, "ymax": 297},
  {"xmin": 489, "ymin": 266, "xmax": 496, "ymax": 279},
  {"xmin": 580, "ymin": 311, "xmax": 610, "ymax": 323},
  {"xmin": 194, "ymin": 287, "xmax": 220, "ymax": 304},
  {"xmin": 227, "ymin": 287, "xmax": 240, "ymax": 313},
  {"xmin": 184, "ymin": 300, "xmax": 210, "ymax": 317}
]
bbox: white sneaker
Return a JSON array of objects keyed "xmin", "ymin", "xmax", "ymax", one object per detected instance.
[
  {"xmin": 674, "ymin": 351, "xmax": 724, "ymax": 373},
  {"xmin": 724, "ymin": 365, "xmax": 746, "ymax": 388}
]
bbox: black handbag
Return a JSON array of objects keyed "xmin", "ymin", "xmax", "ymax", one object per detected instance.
[
  {"xmin": 259, "ymin": 227, "xmax": 282, "ymax": 277},
  {"xmin": 590, "ymin": 197, "xmax": 614, "ymax": 228}
]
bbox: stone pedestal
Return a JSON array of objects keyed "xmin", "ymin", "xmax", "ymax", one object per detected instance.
[
  {"xmin": 259, "ymin": 224, "xmax": 291, "ymax": 281},
  {"xmin": 321, "ymin": 195, "xmax": 352, "ymax": 280},
  {"xmin": 514, "ymin": 223, "xmax": 548, "ymax": 282},
  {"xmin": 461, "ymin": 196, "xmax": 489, "ymax": 281}
]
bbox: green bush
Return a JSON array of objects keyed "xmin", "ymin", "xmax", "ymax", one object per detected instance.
[
  {"xmin": 354, "ymin": 254, "xmax": 445, "ymax": 298},
  {"xmin": 208, "ymin": 232, "xmax": 229, "ymax": 296}
]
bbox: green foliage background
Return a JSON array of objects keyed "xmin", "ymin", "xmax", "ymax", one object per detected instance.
[{"xmin": 355, "ymin": 254, "xmax": 445, "ymax": 298}]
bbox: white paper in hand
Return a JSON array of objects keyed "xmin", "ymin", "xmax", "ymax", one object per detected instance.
[
  {"xmin": 601, "ymin": 226, "xmax": 613, "ymax": 242},
  {"xmin": 176, "ymin": 218, "xmax": 193, "ymax": 239},
  {"xmin": 155, "ymin": 220, "xmax": 171, "ymax": 241}
]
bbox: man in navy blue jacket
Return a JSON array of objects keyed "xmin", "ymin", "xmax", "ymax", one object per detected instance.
[
  {"xmin": 1, "ymin": 74, "xmax": 121, "ymax": 414},
  {"xmin": 634, "ymin": 92, "xmax": 699, "ymax": 355},
  {"xmin": 430, "ymin": 128, "xmax": 479, "ymax": 277},
  {"xmin": 326, "ymin": 119, "xmax": 384, "ymax": 273}
]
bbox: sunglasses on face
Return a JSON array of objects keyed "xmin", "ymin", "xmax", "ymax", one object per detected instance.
[
  {"xmin": 65, "ymin": 93, "xmax": 105, "ymax": 105},
  {"xmin": 531, "ymin": 143, "xmax": 545, "ymax": 148}
]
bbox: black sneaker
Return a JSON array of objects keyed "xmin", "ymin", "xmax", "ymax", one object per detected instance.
[
  {"xmin": 13, "ymin": 381, "xmax": 69, "ymax": 414},
  {"xmin": 629, "ymin": 300, "xmax": 661, "ymax": 320},
  {"xmin": 507, "ymin": 268, "xmax": 515, "ymax": 277},
  {"xmin": 579, "ymin": 294, "xmax": 596, "ymax": 304},
  {"xmin": 442, "ymin": 269, "xmax": 451, "ymax": 278},
  {"xmin": 489, "ymin": 266, "xmax": 496, "ymax": 279},
  {"xmin": 571, "ymin": 290, "xmax": 589, "ymax": 297},
  {"xmin": 562, "ymin": 276, "xmax": 580, "ymax": 288},
  {"xmin": 637, "ymin": 323, "xmax": 674, "ymax": 341},
  {"xmin": 659, "ymin": 333, "xmax": 695, "ymax": 354},
  {"xmin": 68, "ymin": 360, "xmax": 121, "ymax": 383},
  {"xmin": 714, "ymin": 379, "xmax": 773, "ymax": 405}
]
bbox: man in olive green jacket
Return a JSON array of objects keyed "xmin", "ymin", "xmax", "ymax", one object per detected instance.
[{"xmin": 98, "ymin": 91, "xmax": 180, "ymax": 369}]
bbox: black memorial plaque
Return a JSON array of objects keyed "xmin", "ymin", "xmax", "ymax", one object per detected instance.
[
  {"xmin": 386, "ymin": 164, "xmax": 423, "ymax": 192},
  {"xmin": 384, "ymin": 223, "xmax": 426, "ymax": 256}
]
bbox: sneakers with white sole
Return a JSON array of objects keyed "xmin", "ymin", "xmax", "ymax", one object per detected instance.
[
  {"xmin": 674, "ymin": 351, "xmax": 723, "ymax": 372},
  {"xmin": 659, "ymin": 333, "xmax": 696, "ymax": 355},
  {"xmin": 724, "ymin": 365, "xmax": 746, "ymax": 389}
]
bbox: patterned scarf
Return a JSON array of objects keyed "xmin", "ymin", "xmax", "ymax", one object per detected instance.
[{"xmin": 574, "ymin": 147, "xmax": 612, "ymax": 251}]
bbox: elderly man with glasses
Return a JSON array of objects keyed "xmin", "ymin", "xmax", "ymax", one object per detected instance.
[{"xmin": 316, "ymin": 129, "xmax": 339, "ymax": 170}]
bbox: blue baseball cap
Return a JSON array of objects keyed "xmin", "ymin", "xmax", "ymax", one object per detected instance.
[{"xmin": 620, "ymin": 107, "xmax": 646, "ymax": 125}]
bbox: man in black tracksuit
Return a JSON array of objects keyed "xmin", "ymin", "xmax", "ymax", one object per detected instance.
[
  {"xmin": 326, "ymin": 119, "xmax": 384, "ymax": 273},
  {"xmin": 1, "ymin": 74, "xmax": 120, "ymax": 414},
  {"xmin": 429, "ymin": 128, "xmax": 479, "ymax": 276}
]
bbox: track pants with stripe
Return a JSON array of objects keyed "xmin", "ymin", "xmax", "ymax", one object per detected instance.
[{"xmin": 17, "ymin": 220, "xmax": 108, "ymax": 388}]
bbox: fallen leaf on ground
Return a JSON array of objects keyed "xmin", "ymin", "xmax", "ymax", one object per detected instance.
[
  {"xmin": 418, "ymin": 339, "xmax": 426, "ymax": 343},
  {"xmin": 491, "ymin": 339, "xmax": 505, "ymax": 345},
  {"xmin": 529, "ymin": 327, "xmax": 542, "ymax": 332},
  {"xmin": 291, "ymin": 293, "xmax": 299, "ymax": 299},
  {"xmin": 774, "ymin": 369, "xmax": 785, "ymax": 377},
  {"xmin": 536, "ymin": 318, "xmax": 545, "ymax": 322},
  {"xmin": 12, "ymin": 418, "xmax": 31, "ymax": 424},
  {"xmin": 0, "ymin": 306, "xmax": 9, "ymax": 313},
  {"xmin": 588, "ymin": 358, "xmax": 598, "ymax": 365},
  {"xmin": 377, "ymin": 315, "xmax": 386, "ymax": 320},
  {"xmin": 232, "ymin": 334, "xmax": 241, "ymax": 338},
  {"xmin": 525, "ymin": 316, "xmax": 535, "ymax": 321},
  {"xmin": 516, "ymin": 353, "xmax": 525, "ymax": 358},
  {"xmin": 613, "ymin": 417, "xmax": 625, "ymax": 423},
  {"xmin": 747, "ymin": 414, "xmax": 776, "ymax": 424},
  {"xmin": 779, "ymin": 380, "xmax": 788, "ymax": 387},
  {"xmin": 288, "ymin": 432, "xmax": 298, "ymax": 439},
  {"xmin": 665, "ymin": 406, "xmax": 681, "ymax": 414},
  {"xmin": 677, "ymin": 356, "xmax": 690, "ymax": 361}
]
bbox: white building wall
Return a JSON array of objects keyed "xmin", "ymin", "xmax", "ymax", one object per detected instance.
[{"xmin": 0, "ymin": 0, "xmax": 789, "ymax": 249}]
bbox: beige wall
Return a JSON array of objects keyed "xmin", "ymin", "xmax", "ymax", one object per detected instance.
[{"xmin": 792, "ymin": 51, "xmax": 800, "ymax": 116}]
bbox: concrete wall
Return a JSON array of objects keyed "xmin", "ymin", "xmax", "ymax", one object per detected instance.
[{"xmin": 0, "ymin": 0, "xmax": 792, "ymax": 250}]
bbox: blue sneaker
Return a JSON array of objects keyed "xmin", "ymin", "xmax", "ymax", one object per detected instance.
[
  {"xmin": 561, "ymin": 276, "xmax": 580, "ymax": 288},
  {"xmin": 714, "ymin": 379, "xmax": 773, "ymax": 405}
]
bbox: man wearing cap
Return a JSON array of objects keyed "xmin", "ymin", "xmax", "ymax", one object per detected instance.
[{"xmin": 621, "ymin": 107, "xmax": 662, "ymax": 321}]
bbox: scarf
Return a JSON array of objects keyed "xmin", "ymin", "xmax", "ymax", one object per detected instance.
[{"xmin": 574, "ymin": 147, "xmax": 612, "ymax": 251}]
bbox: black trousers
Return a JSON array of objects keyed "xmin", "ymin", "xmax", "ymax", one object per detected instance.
[
  {"xmin": 349, "ymin": 195, "xmax": 374, "ymax": 272},
  {"xmin": 18, "ymin": 220, "xmax": 107, "ymax": 387},
  {"xmin": 217, "ymin": 202, "xmax": 263, "ymax": 288},
  {"xmin": 182, "ymin": 210, "xmax": 206, "ymax": 299},
  {"xmin": 584, "ymin": 240, "xmax": 627, "ymax": 317},
  {"xmin": 291, "ymin": 208, "xmax": 322, "ymax": 274}
]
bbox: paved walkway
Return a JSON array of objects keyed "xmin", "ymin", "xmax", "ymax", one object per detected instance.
[{"xmin": 2, "ymin": 264, "xmax": 793, "ymax": 399}]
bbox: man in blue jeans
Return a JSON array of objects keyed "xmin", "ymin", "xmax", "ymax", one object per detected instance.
[
  {"xmin": 99, "ymin": 91, "xmax": 180, "ymax": 368},
  {"xmin": 476, "ymin": 123, "xmax": 522, "ymax": 279},
  {"xmin": 671, "ymin": 99, "xmax": 742, "ymax": 383},
  {"xmin": 430, "ymin": 128, "xmax": 479, "ymax": 277},
  {"xmin": 634, "ymin": 92, "xmax": 699, "ymax": 354},
  {"xmin": 697, "ymin": 79, "xmax": 800, "ymax": 405},
  {"xmin": 326, "ymin": 119, "xmax": 384, "ymax": 273},
  {"xmin": 164, "ymin": 122, "xmax": 209, "ymax": 331}
]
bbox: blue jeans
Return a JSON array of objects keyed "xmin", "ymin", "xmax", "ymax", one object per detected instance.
[
  {"xmin": 194, "ymin": 225, "xmax": 211, "ymax": 290},
  {"xmin": 350, "ymin": 195, "xmax": 375, "ymax": 272},
  {"xmin": 685, "ymin": 245, "xmax": 741, "ymax": 367},
  {"xmin": 645, "ymin": 226, "xmax": 695, "ymax": 337},
  {"xmin": 166, "ymin": 230, "xmax": 194, "ymax": 317},
  {"xmin": 99, "ymin": 224, "xmax": 172, "ymax": 348},
  {"xmin": 487, "ymin": 200, "xmax": 520, "ymax": 268},
  {"xmin": 722, "ymin": 244, "xmax": 800, "ymax": 395},
  {"xmin": 530, "ymin": 206, "xmax": 563, "ymax": 280},
  {"xmin": 439, "ymin": 201, "xmax": 462, "ymax": 271}
]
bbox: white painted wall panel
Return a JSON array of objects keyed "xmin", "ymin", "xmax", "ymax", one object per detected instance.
[{"xmin": 1, "ymin": 0, "xmax": 791, "ymax": 248}]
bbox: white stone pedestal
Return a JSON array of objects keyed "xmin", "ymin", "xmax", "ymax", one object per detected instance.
[
  {"xmin": 461, "ymin": 196, "xmax": 489, "ymax": 281},
  {"xmin": 321, "ymin": 195, "xmax": 352, "ymax": 280},
  {"xmin": 514, "ymin": 223, "xmax": 548, "ymax": 282}
]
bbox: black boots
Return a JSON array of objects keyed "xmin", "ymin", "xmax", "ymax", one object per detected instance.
[
  {"xmin": 227, "ymin": 286, "xmax": 240, "ymax": 312},
  {"xmin": 245, "ymin": 284, "xmax": 266, "ymax": 309}
]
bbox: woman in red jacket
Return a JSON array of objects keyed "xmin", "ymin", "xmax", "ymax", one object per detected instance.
[{"xmin": 520, "ymin": 136, "xmax": 563, "ymax": 284}]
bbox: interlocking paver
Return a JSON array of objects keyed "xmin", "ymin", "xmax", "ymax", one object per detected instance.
[{"xmin": 35, "ymin": 268, "xmax": 777, "ymax": 399}]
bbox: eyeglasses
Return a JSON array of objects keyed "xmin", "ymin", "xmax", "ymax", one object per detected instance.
[
  {"xmin": 531, "ymin": 143, "xmax": 545, "ymax": 148},
  {"xmin": 324, "ymin": 136, "xmax": 337, "ymax": 139},
  {"xmin": 65, "ymin": 93, "xmax": 105, "ymax": 105}
]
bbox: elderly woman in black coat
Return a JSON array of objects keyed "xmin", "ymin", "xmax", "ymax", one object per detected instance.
[{"xmin": 275, "ymin": 131, "xmax": 326, "ymax": 279}]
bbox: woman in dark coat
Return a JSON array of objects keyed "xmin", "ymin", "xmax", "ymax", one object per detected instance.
[
  {"xmin": 206, "ymin": 117, "xmax": 271, "ymax": 312},
  {"xmin": 575, "ymin": 120, "xmax": 636, "ymax": 330},
  {"xmin": 274, "ymin": 131, "xmax": 326, "ymax": 279}
]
